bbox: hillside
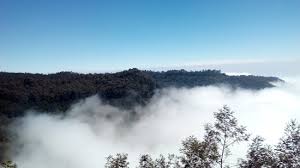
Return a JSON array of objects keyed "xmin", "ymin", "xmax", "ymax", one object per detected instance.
[
  {"xmin": 145, "ymin": 69, "xmax": 281, "ymax": 89},
  {"xmin": 0, "ymin": 68, "xmax": 283, "ymax": 161},
  {"xmin": 0, "ymin": 68, "xmax": 282, "ymax": 118}
]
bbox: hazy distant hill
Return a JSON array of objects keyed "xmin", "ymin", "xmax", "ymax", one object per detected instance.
[{"xmin": 146, "ymin": 69, "xmax": 281, "ymax": 89}]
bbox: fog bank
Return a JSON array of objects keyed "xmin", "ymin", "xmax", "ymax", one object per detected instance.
[{"xmin": 11, "ymin": 77, "xmax": 300, "ymax": 168}]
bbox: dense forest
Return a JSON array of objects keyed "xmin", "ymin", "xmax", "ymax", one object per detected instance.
[
  {"xmin": 0, "ymin": 68, "xmax": 281, "ymax": 118},
  {"xmin": 146, "ymin": 69, "xmax": 281, "ymax": 89},
  {"xmin": 0, "ymin": 69, "xmax": 282, "ymax": 162}
]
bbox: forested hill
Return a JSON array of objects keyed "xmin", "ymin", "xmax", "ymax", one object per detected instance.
[
  {"xmin": 0, "ymin": 68, "xmax": 283, "ymax": 160},
  {"xmin": 145, "ymin": 69, "xmax": 281, "ymax": 89},
  {"xmin": 0, "ymin": 68, "xmax": 282, "ymax": 117}
]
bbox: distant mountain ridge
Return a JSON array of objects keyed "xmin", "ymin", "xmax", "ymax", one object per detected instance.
[{"xmin": 146, "ymin": 69, "xmax": 281, "ymax": 89}]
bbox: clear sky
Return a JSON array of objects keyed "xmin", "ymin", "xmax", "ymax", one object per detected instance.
[{"xmin": 1, "ymin": 0, "xmax": 300, "ymax": 73}]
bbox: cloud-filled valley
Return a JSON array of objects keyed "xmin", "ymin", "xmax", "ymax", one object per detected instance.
[
  {"xmin": 2, "ymin": 0, "xmax": 300, "ymax": 167},
  {"xmin": 8, "ymin": 76, "xmax": 300, "ymax": 168}
]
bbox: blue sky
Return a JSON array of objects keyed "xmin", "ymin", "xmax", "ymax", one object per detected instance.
[{"xmin": 0, "ymin": 0, "xmax": 300, "ymax": 73}]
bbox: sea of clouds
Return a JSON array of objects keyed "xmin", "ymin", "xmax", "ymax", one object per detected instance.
[{"xmin": 10, "ymin": 76, "xmax": 300, "ymax": 168}]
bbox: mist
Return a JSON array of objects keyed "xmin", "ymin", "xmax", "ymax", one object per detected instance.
[{"xmin": 10, "ymin": 76, "xmax": 300, "ymax": 168}]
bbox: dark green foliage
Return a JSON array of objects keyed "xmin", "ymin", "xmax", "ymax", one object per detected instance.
[
  {"xmin": 0, "ymin": 69, "xmax": 281, "ymax": 118},
  {"xmin": 0, "ymin": 68, "xmax": 156, "ymax": 118},
  {"xmin": 145, "ymin": 69, "xmax": 281, "ymax": 89},
  {"xmin": 0, "ymin": 114, "xmax": 13, "ymax": 162}
]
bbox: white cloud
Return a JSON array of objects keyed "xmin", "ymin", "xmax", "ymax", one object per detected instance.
[
  {"xmin": 225, "ymin": 72, "xmax": 252, "ymax": 76},
  {"xmin": 10, "ymin": 77, "xmax": 300, "ymax": 168},
  {"xmin": 149, "ymin": 58, "xmax": 300, "ymax": 77}
]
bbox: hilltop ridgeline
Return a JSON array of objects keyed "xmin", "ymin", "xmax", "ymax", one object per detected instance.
[{"xmin": 0, "ymin": 68, "xmax": 281, "ymax": 117}]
